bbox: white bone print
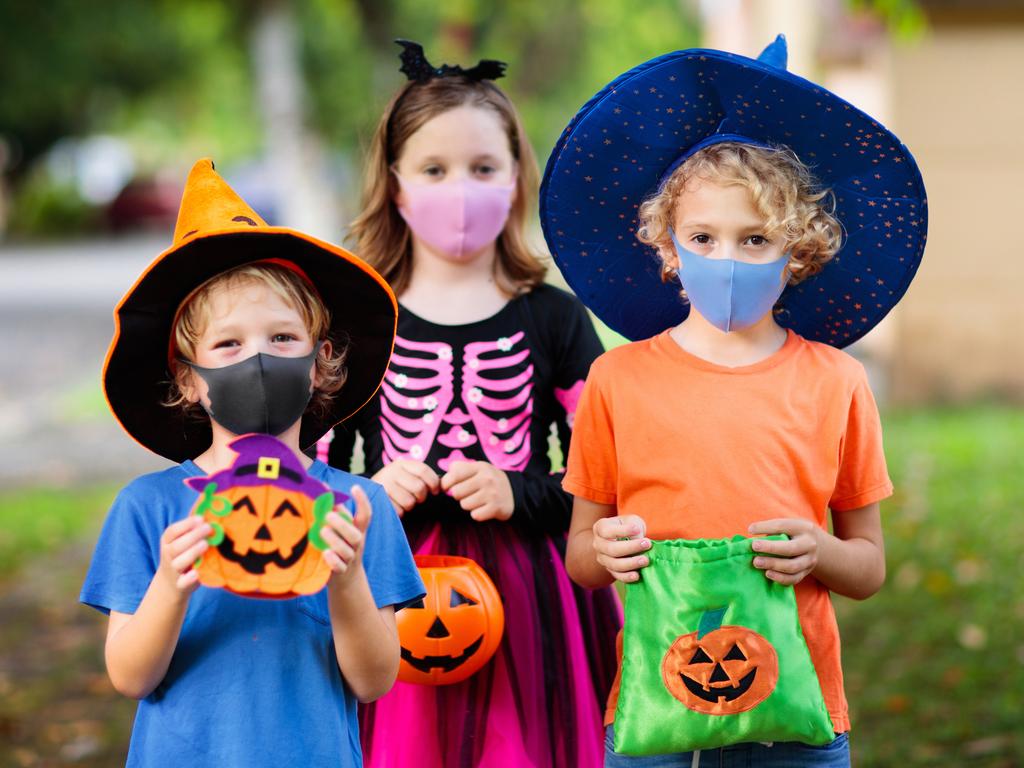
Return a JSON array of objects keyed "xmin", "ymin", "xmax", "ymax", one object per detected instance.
[
  {"xmin": 379, "ymin": 332, "xmax": 534, "ymax": 472},
  {"xmin": 462, "ymin": 332, "xmax": 533, "ymax": 471},
  {"xmin": 379, "ymin": 337, "xmax": 454, "ymax": 464}
]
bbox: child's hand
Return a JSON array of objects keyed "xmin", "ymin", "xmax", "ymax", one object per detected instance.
[
  {"xmin": 322, "ymin": 485, "xmax": 373, "ymax": 586},
  {"xmin": 158, "ymin": 516, "xmax": 213, "ymax": 596},
  {"xmin": 592, "ymin": 515, "xmax": 651, "ymax": 583},
  {"xmin": 748, "ymin": 519, "xmax": 822, "ymax": 585},
  {"xmin": 371, "ymin": 459, "xmax": 441, "ymax": 516},
  {"xmin": 441, "ymin": 460, "xmax": 514, "ymax": 522}
]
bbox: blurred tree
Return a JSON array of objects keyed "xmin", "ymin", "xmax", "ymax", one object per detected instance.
[
  {"xmin": 1, "ymin": 0, "xmax": 703, "ymax": 235},
  {"xmin": 301, "ymin": 0, "xmax": 698, "ymax": 177},
  {"xmin": 0, "ymin": 0, "xmax": 250, "ymax": 177}
]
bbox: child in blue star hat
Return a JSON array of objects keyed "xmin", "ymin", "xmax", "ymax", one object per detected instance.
[{"xmin": 542, "ymin": 35, "xmax": 926, "ymax": 766}]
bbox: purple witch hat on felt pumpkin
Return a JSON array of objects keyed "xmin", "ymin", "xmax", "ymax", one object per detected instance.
[
  {"xmin": 185, "ymin": 434, "xmax": 346, "ymax": 598},
  {"xmin": 185, "ymin": 433, "xmax": 349, "ymax": 506}
]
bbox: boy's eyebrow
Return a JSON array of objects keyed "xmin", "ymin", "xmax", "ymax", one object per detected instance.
[
  {"xmin": 677, "ymin": 220, "xmax": 769, "ymax": 232},
  {"xmin": 204, "ymin": 317, "xmax": 306, "ymax": 336}
]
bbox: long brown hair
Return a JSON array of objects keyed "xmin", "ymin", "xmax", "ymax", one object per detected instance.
[{"xmin": 349, "ymin": 76, "xmax": 546, "ymax": 296}]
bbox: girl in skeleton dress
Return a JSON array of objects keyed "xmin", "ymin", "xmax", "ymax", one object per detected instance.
[{"xmin": 327, "ymin": 43, "xmax": 621, "ymax": 768}]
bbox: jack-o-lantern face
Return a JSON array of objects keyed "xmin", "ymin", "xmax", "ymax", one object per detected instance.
[
  {"xmin": 397, "ymin": 555, "xmax": 504, "ymax": 685},
  {"xmin": 662, "ymin": 611, "xmax": 778, "ymax": 715},
  {"xmin": 220, "ymin": 488, "xmax": 311, "ymax": 570},
  {"xmin": 186, "ymin": 435, "xmax": 339, "ymax": 599}
]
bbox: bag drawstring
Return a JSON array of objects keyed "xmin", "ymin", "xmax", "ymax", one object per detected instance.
[{"xmin": 691, "ymin": 749, "xmax": 700, "ymax": 768}]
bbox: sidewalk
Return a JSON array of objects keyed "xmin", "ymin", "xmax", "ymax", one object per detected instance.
[{"xmin": 0, "ymin": 236, "xmax": 170, "ymax": 488}]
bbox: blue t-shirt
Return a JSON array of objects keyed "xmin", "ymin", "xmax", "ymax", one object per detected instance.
[{"xmin": 80, "ymin": 459, "xmax": 425, "ymax": 768}]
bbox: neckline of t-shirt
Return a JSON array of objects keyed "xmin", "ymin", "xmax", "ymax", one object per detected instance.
[
  {"xmin": 655, "ymin": 327, "xmax": 801, "ymax": 375},
  {"xmin": 398, "ymin": 289, "xmax": 530, "ymax": 330},
  {"xmin": 179, "ymin": 457, "xmax": 328, "ymax": 479}
]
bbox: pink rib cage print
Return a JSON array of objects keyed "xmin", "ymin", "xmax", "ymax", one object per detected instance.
[{"xmin": 379, "ymin": 332, "xmax": 535, "ymax": 472}]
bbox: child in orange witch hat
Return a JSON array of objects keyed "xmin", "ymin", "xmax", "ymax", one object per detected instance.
[{"xmin": 80, "ymin": 159, "xmax": 425, "ymax": 768}]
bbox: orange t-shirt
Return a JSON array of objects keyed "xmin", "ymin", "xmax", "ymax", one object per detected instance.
[{"xmin": 563, "ymin": 329, "xmax": 892, "ymax": 733}]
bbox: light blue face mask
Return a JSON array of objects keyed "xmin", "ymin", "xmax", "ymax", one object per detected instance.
[{"xmin": 669, "ymin": 229, "xmax": 790, "ymax": 332}]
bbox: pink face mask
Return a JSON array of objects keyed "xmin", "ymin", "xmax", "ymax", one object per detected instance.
[{"xmin": 395, "ymin": 175, "xmax": 515, "ymax": 261}]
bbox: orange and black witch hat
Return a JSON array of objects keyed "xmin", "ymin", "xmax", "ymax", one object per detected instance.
[{"xmin": 103, "ymin": 158, "xmax": 397, "ymax": 462}]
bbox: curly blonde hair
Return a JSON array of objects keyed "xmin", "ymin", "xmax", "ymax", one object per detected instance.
[
  {"xmin": 637, "ymin": 142, "xmax": 842, "ymax": 283},
  {"xmin": 165, "ymin": 261, "xmax": 348, "ymax": 421}
]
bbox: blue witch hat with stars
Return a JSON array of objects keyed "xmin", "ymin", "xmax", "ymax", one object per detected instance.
[{"xmin": 540, "ymin": 35, "xmax": 927, "ymax": 346}]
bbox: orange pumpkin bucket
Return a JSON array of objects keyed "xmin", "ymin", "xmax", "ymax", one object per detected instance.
[{"xmin": 396, "ymin": 555, "xmax": 504, "ymax": 685}]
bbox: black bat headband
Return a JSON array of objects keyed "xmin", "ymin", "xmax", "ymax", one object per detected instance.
[{"xmin": 395, "ymin": 39, "xmax": 506, "ymax": 82}]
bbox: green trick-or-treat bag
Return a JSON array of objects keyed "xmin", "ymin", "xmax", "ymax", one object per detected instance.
[{"xmin": 613, "ymin": 535, "xmax": 834, "ymax": 755}]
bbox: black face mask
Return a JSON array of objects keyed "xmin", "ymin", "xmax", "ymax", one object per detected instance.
[{"xmin": 184, "ymin": 344, "xmax": 320, "ymax": 437}]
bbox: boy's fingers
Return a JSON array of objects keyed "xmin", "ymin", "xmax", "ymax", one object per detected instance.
[
  {"xmin": 167, "ymin": 523, "xmax": 213, "ymax": 556},
  {"xmin": 349, "ymin": 486, "xmax": 373, "ymax": 534},
  {"xmin": 320, "ymin": 525, "xmax": 356, "ymax": 562},
  {"xmin": 748, "ymin": 518, "xmax": 807, "ymax": 537},
  {"xmin": 323, "ymin": 550, "xmax": 347, "ymax": 573},
  {"xmin": 176, "ymin": 569, "xmax": 201, "ymax": 591},
  {"xmin": 756, "ymin": 554, "xmax": 814, "ymax": 576},
  {"xmin": 765, "ymin": 568, "xmax": 810, "ymax": 586},
  {"xmin": 594, "ymin": 515, "xmax": 645, "ymax": 540},
  {"xmin": 597, "ymin": 552, "xmax": 649, "ymax": 574},
  {"xmin": 163, "ymin": 515, "xmax": 205, "ymax": 543},
  {"xmin": 171, "ymin": 539, "xmax": 209, "ymax": 573},
  {"xmin": 325, "ymin": 512, "xmax": 363, "ymax": 548},
  {"xmin": 750, "ymin": 536, "xmax": 805, "ymax": 557},
  {"xmin": 595, "ymin": 536, "xmax": 651, "ymax": 558}
]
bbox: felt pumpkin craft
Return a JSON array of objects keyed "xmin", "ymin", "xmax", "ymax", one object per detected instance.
[
  {"xmin": 185, "ymin": 433, "xmax": 347, "ymax": 598},
  {"xmin": 396, "ymin": 555, "xmax": 504, "ymax": 685}
]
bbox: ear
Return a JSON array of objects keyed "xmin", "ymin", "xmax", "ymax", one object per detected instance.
[
  {"xmin": 312, "ymin": 340, "xmax": 333, "ymax": 390},
  {"xmin": 658, "ymin": 242, "xmax": 680, "ymax": 273},
  {"xmin": 175, "ymin": 361, "xmax": 201, "ymax": 404}
]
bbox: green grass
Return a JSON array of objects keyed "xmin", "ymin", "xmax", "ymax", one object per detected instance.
[
  {"xmin": 0, "ymin": 486, "xmax": 117, "ymax": 577},
  {"xmin": 838, "ymin": 406, "xmax": 1024, "ymax": 766}
]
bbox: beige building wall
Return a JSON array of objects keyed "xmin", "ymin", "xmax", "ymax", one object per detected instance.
[
  {"xmin": 887, "ymin": 21, "xmax": 1024, "ymax": 402},
  {"xmin": 698, "ymin": 1, "xmax": 1024, "ymax": 403}
]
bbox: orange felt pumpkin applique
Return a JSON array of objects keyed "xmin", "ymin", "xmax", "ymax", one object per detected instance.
[
  {"xmin": 396, "ymin": 555, "xmax": 504, "ymax": 685},
  {"xmin": 661, "ymin": 607, "xmax": 779, "ymax": 715},
  {"xmin": 185, "ymin": 434, "xmax": 344, "ymax": 598}
]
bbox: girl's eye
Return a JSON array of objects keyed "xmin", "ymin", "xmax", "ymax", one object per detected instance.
[
  {"xmin": 475, "ymin": 165, "xmax": 496, "ymax": 176},
  {"xmin": 271, "ymin": 333, "xmax": 297, "ymax": 343},
  {"xmin": 213, "ymin": 339, "xmax": 239, "ymax": 349},
  {"xmin": 423, "ymin": 165, "xmax": 443, "ymax": 177},
  {"xmin": 692, "ymin": 234, "xmax": 711, "ymax": 245},
  {"xmin": 747, "ymin": 235, "xmax": 769, "ymax": 246}
]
